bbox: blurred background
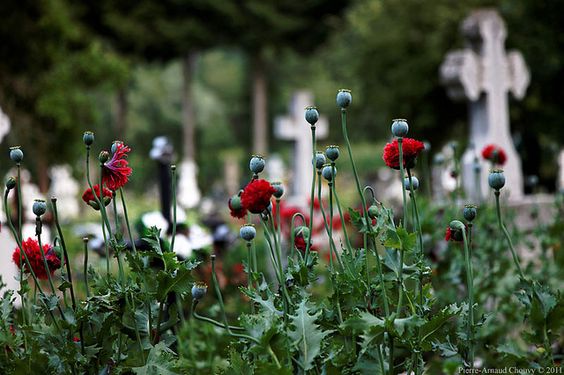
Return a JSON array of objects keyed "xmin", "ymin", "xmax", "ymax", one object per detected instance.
[{"xmin": 0, "ymin": 0, "xmax": 562, "ymax": 196}]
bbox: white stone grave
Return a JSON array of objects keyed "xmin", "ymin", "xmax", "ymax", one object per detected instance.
[
  {"xmin": 49, "ymin": 165, "xmax": 80, "ymax": 220},
  {"xmin": 440, "ymin": 9, "xmax": 529, "ymax": 201}
]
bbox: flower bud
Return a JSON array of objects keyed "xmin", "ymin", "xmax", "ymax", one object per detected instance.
[
  {"xmin": 9, "ymin": 146, "xmax": 23, "ymax": 163},
  {"xmin": 449, "ymin": 220, "xmax": 465, "ymax": 231},
  {"xmin": 488, "ymin": 169, "xmax": 505, "ymax": 190},
  {"xmin": 249, "ymin": 155, "xmax": 265, "ymax": 174},
  {"xmin": 32, "ymin": 199, "xmax": 47, "ymax": 217},
  {"xmin": 171, "ymin": 164, "xmax": 177, "ymax": 172},
  {"xmin": 368, "ymin": 204, "xmax": 378, "ymax": 219},
  {"xmin": 403, "ymin": 176, "xmax": 419, "ymax": 191},
  {"xmin": 336, "ymin": 89, "xmax": 352, "ymax": 108},
  {"xmin": 229, "ymin": 195, "xmax": 243, "ymax": 210},
  {"xmin": 83, "ymin": 131, "xmax": 94, "ymax": 146},
  {"xmin": 6, "ymin": 176, "xmax": 16, "ymax": 190},
  {"xmin": 314, "ymin": 152, "xmax": 326, "ymax": 170},
  {"xmin": 447, "ymin": 220, "xmax": 466, "ymax": 242},
  {"xmin": 239, "ymin": 224, "xmax": 256, "ymax": 242},
  {"xmin": 463, "ymin": 205, "xmax": 477, "ymax": 222},
  {"xmin": 271, "ymin": 182, "xmax": 284, "ymax": 199},
  {"xmin": 191, "ymin": 282, "xmax": 208, "ymax": 300},
  {"xmin": 99, "ymin": 151, "xmax": 110, "ymax": 164},
  {"xmin": 305, "ymin": 106, "xmax": 319, "ymax": 125},
  {"xmin": 433, "ymin": 153, "xmax": 445, "ymax": 165},
  {"xmin": 325, "ymin": 145, "xmax": 340, "ymax": 162},
  {"xmin": 321, "ymin": 164, "xmax": 337, "ymax": 182},
  {"xmin": 391, "ymin": 119, "xmax": 409, "ymax": 138},
  {"xmin": 111, "ymin": 140, "xmax": 123, "ymax": 154},
  {"xmin": 293, "ymin": 226, "xmax": 310, "ymax": 240}
]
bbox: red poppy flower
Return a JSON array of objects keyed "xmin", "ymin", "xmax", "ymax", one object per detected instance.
[
  {"xmin": 240, "ymin": 179, "xmax": 276, "ymax": 214},
  {"xmin": 82, "ymin": 184, "xmax": 113, "ymax": 210},
  {"xmin": 102, "ymin": 142, "xmax": 132, "ymax": 190},
  {"xmin": 12, "ymin": 238, "xmax": 61, "ymax": 280},
  {"xmin": 383, "ymin": 138, "xmax": 425, "ymax": 170},
  {"xmin": 481, "ymin": 144, "xmax": 507, "ymax": 165},
  {"xmin": 445, "ymin": 226, "xmax": 466, "ymax": 242},
  {"xmin": 72, "ymin": 337, "xmax": 80, "ymax": 343},
  {"xmin": 228, "ymin": 196, "xmax": 247, "ymax": 219},
  {"xmin": 294, "ymin": 234, "xmax": 307, "ymax": 252}
]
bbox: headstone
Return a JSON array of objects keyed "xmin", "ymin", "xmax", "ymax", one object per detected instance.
[
  {"xmin": 0, "ymin": 106, "xmax": 10, "ymax": 144},
  {"xmin": 275, "ymin": 91, "xmax": 328, "ymax": 207},
  {"xmin": 177, "ymin": 160, "xmax": 201, "ymax": 208},
  {"xmin": 266, "ymin": 154, "xmax": 286, "ymax": 183},
  {"xmin": 150, "ymin": 137, "xmax": 174, "ymax": 224},
  {"xmin": 440, "ymin": 9, "xmax": 529, "ymax": 201},
  {"xmin": 49, "ymin": 165, "xmax": 80, "ymax": 220}
]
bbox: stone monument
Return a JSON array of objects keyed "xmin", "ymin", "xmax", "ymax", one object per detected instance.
[
  {"xmin": 275, "ymin": 91, "xmax": 328, "ymax": 207},
  {"xmin": 440, "ymin": 9, "xmax": 529, "ymax": 201},
  {"xmin": 49, "ymin": 165, "xmax": 80, "ymax": 220}
]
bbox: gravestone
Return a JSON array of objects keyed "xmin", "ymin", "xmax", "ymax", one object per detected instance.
[
  {"xmin": 275, "ymin": 91, "xmax": 328, "ymax": 207},
  {"xmin": 49, "ymin": 165, "xmax": 80, "ymax": 220},
  {"xmin": 223, "ymin": 155, "xmax": 240, "ymax": 196},
  {"xmin": 0, "ymin": 106, "xmax": 10, "ymax": 143},
  {"xmin": 440, "ymin": 9, "xmax": 529, "ymax": 201}
]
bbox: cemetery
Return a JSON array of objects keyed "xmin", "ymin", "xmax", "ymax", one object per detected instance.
[{"xmin": 0, "ymin": 1, "xmax": 562, "ymax": 374}]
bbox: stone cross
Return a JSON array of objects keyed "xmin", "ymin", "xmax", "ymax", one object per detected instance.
[
  {"xmin": 440, "ymin": 9, "xmax": 529, "ymax": 201},
  {"xmin": 275, "ymin": 91, "xmax": 328, "ymax": 207}
]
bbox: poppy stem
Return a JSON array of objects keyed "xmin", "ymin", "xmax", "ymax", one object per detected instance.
[
  {"xmin": 170, "ymin": 165, "xmax": 177, "ymax": 253},
  {"xmin": 119, "ymin": 188, "xmax": 137, "ymax": 254},
  {"xmin": 494, "ymin": 191, "xmax": 526, "ymax": 280},
  {"xmin": 305, "ymin": 125, "xmax": 317, "ymax": 263},
  {"xmin": 82, "ymin": 238, "xmax": 90, "ymax": 297},
  {"xmin": 461, "ymin": 227, "xmax": 475, "ymax": 368}
]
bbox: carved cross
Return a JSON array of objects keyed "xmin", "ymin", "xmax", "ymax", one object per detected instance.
[{"xmin": 440, "ymin": 9, "xmax": 529, "ymax": 200}]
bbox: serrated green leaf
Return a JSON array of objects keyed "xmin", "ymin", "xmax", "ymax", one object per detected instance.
[
  {"xmin": 384, "ymin": 229, "xmax": 401, "ymax": 249},
  {"xmin": 156, "ymin": 266, "xmax": 193, "ymax": 301},
  {"xmin": 131, "ymin": 342, "xmax": 179, "ymax": 375},
  {"xmin": 288, "ymin": 299, "xmax": 333, "ymax": 371}
]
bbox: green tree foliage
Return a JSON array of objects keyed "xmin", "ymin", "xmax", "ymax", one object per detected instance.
[{"xmin": 0, "ymin": 0, "xmax": 128, "ymax": 189}]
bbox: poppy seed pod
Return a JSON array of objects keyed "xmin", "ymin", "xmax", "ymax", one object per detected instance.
[
  {"xmin": 271, "ymin": 182, "xmax": 284, "ymax": 199},
  {"xmin": 314, "ymin": 152, "xmax": 326, "ymax": 170},
  {"xmin": 305, "ymin": 106, "xmax": 319, "ymax": 125},
  {"xmin": 293, "ymin": 226, "xmax": 310, "ymax": 240},
  {"xmin": 325, "ymin": 145, "xmax": 340, "ymax": 162},
  {"xmin": 322, "ymin": 164, "xmax": 337, "ymax": 182},
  {"xmin": 83, "ymin": 131, "xmax": 94, "ymax": 146},
  {"xmin": 368, "ymin": 204, "xmax": 379, "ymax": 219},
  {"xmin": 249, "ymin": 155, "xmax": 265, "ymax": 174},
  {"xmin": 463, "ymin": 205, "xmax": 477, "ymax": 222},
  {"xmin": 488, "ymin": 170, "xmax": 506, "ymax": 190},
  {"xmin": 98, "ymin": 151, "xmax": 110, "ymax": 164},
  {"xmin": 403, "ymin": 176, "xmax": 419, "ymax": 191},
  {"xmin": 336, "ymin": 89, "xmax": 352, "ymax": 108},
  {"xmin": 6, "ymin": 176, "xmax": 16, "ymax": 190},
  {"xmin": 239, "ymin": 224, "xmax": 256, "ymax": 242},
  {"xmin": 32, "ymin": 199, "xmax": 47, "ymax": 217},
  {"xmin": 391, "ymin": 119, "xmax": 409, "ymax": 138},
  {"xmin": 9, "ymin": 146, "xmax": 23, "ymax": 163},
  {"xmin": 191, "ymin": 282, "xmax": 208, "ymax": 300}
]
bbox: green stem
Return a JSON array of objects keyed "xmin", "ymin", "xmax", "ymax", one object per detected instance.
[
  {"xmin": 461, "ymin": 228, "xmax": 475, "ymax": 368},
  {"xmin": 305, "ymin": 126, "xmax": 317, "ymax": 262},
  {"xmin": 330, "ymin": 179, "xmax": 353, "ymax": 251},
  {"xmin": 16, "ymin": 165, "xmax": 22, "ymax": 241},
  {"xmin": 119, "ymin": 189, "xmax": 137, "ymax": 253},
  {"xmin": 99, "ymin": 163, "xmax": 113, "ymax": 273},
  {"xmin": 396, "ymin": 139, "xmax": 408, "ymax": 317},
  {"xmin": 82, "ymin": 238, "xmax": 90, "ymax": 297},
  {"xmin": 171, "ymin": 166, "xmax": 177, "ymax": 253},
  {"xmin": 246, "ymin": 242, "xmax": 255, "ymax": 314},
  {"xmin": 51, "ymin": 199, "xmax": 78, "ymax": 313},
  {"xmin": 317, "ymin": 172, "xmax": 343, "ymax": 271},
  {"xmin": 494, "ymin": 191, "xmax": 525, "ymax": 280},
  {"xmin": 35, "ymin": 217, "xmax": 58, "ymax": 297}
]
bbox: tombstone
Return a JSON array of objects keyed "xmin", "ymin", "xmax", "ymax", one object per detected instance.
[
  {"xmin": 150, "ymin": 137, "xmax": 174, "ymax": 225},
  {"xmin": 0, "ymin": 106, "xmax": 10, "ymax": 144},
  {"xmin": 266, "ymin": 153, "xmax": 286, "ymax": 183},
  {"xmin": 49, "ymin": 165, "xmax": 80, "ymax": 220},
  {"xmin": 223, "ymin": 155, "xmax": 241, "ymax": 196},
  {"xmin": 275, "ymin": 91, "xmax": 329, "ymax": 207},
  {"xmin": 440, "ymin": 9, "xmax": 529, "ymax": 201}
]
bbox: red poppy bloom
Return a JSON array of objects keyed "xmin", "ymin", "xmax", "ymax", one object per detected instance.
[
  {"xmin": 383, "ymin": 138, "xmax": 425, "ymax": 170},
  {"xmin": 72, "ymin": 337, "xmax": 80, "ymax": 343},
  {"xmin": 294, "ymin": 233, "xmax": 307, "ymax": 252},
  {"xmin": 240, "ymin": 179, "xmax": 276, "ymax": 214},
  {"xmin": 481, "ymin": 144, "xmax": 507, "ymax": 165},
  {"xmin": 228, "ymin": 196, "xmax": 247, "ymax": 219},
  {"xmin": 12, "ymin": 238, "xmax": 61, "ymax": 280},
  {"xmin": 102, "ymin": 142, "xmax": 132, "ymax": 190},
  {"xmin": 82, "ymin": 184, "xmax": 113, "ymax": 210},
  {"xmin": 445, "ymin": 226, "xmax": 466, "ymax": 242}
]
